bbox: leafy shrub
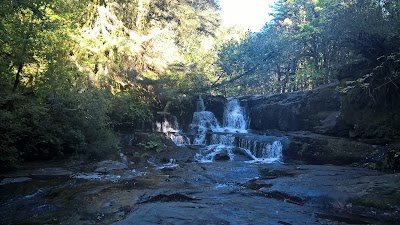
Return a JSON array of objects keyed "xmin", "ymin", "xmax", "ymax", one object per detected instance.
[
  {"xmin": 108, "ymin": 90, "xmax": 153, "ymax": 130},
  {"xmin": 44, "ymin": 87, "xmax": 119, "ymax": 158},
  {"xmin": 137, "ymin": 134, "xmax": 164, "ymax": 153},
  {"xmin": 0, "ymin": 83, "xmax": 120, "ymax": 170}
]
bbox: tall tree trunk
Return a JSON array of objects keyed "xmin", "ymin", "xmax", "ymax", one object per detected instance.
[
  {"xmin": 277, "ymin": 65, "xmax": 283, "ymax": 93},
  {"xmin": 12, "ymin": 21, "xmax": 32, "ymax": 92},
  {"xmin": 12, "ymin": 64, "xmax": 24, "ymax": 92}
]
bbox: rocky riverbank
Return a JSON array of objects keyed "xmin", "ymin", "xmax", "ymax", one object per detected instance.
[{"xmin": 1, "ymin": 146, "xmax": 399, "ymax": 225}]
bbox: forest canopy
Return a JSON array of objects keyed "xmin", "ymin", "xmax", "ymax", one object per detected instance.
[{"xmin": 1, "ymin": 0, "xmax": 399, "ymax": 169}]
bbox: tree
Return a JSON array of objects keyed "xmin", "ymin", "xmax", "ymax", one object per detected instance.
[
  {"xmin": 73, "ymin": 0, "xmax": 221, "ymax": 93},
  {"xmin": 331, "ymin": 0, "xmax": 400, "ymax": 107},
  {"xmin": 0, "ymin": 0, "xmax": 224, "ymax": 170},
  {"xmin": 214, "ymin": 0, "xmax": 342, "ymax": 95}
]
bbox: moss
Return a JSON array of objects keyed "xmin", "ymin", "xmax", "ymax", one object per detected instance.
[
  {"xmin": 381, "ymin": 148, "xmax": 400, "ymax": 172},
  {"xmin": 355, "ymin": 188, "xmax": 400, "ymax": 210},
  {"xmin": 323, "ymin": 138, "xmax": 375, "ymax": 164},
  {"xmin": 136, "ymin": 133, "xmax": 164, "ymax": 153}
]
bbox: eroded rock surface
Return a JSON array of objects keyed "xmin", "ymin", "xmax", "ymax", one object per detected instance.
[
  {"xmin": 1, "ymin": 156, "xmax": 399, "ymax": 225},
  {"xmin": 241, "ymin": 82, "xmax": 342, "ymax": 134},
  {"xmin": 94, "ymin": 160, "xmax": 129, "ymax": 173}
]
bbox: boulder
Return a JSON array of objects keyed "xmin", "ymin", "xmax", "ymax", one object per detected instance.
[{"xmin": 214, "ymin": 152, "xmax": 230, "ymax": 161}]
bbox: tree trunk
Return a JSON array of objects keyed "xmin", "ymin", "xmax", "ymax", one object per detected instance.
[
  {"xmin": 277, "ymin": 65, "xmax": 282, "ymax": 93},
  {"xmin": 12, "ymin": 64, "xmax": 24, "ymax": 92},
  {"xmin": 12, "ymin": 21, "xmax": 32, "ymax": 92}
]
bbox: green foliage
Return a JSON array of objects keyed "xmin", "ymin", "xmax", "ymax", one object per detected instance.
[
  {"xmin": 382, "ymin": 148, "xmax": 400, "ymax": 172},
  {"xmin": 137, "ymin": 134, "xmax": 164, "ymax": 153},
  {"xmin": 0, "ymin": 76, "xmax": 120, "ymax": 170},
  {"xmin": 108, "ymin": 90, "xmax": 153, "ymax": 127},
  {"xmin": 74, "ymin": 0, "xmax": 221, "ymax": 92},
  {"xmin": 0, "ymin": 0, "xmax": 223, "ymax": 170},
  {"xmin": 44, "ymin": 87, "xmax": 119, "ymax": 158},
  {"xmin": 213, "ymin": 0, "xmax": 400, "ymax": 99}
]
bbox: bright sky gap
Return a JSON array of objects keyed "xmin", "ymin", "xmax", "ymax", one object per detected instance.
[{"xmin": 218, "ymin": 0, "xmax": 276, "ymax": 31}]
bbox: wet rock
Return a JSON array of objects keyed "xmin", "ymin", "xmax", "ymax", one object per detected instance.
[
  {"xmin": 316, "ymin": 213, "xmax": 370, "ymax": 224},
  {"xmin": 94, "ymin": 160, "xmax": 128, "ymax": 173},
  {"xmin": 284, "ymin": 133, "xmax": 378, "ymax": 165},
  {"xmin": 258, "ymin": 190, "xmax": 305, "ymax": 206},
  {"xmin": 232, "ymin": 148, "xmax": 254, "ymax": 160},
  {"xmin": 30, "ymin": 167, "xmax": 73, "ymax": 179},
  {"xmin": 2, "ymin": 161, "xmax": 400, "ymax": 225},
  {"xmin": 259, "ymin": 168, "xmax": 297, "ymax": 179},
  {"xmin": 0, "ymin": 177, "xmax": 31, "ymax": 185},
  {"xmin": 214, "ymin": 152, "xmax": 230, "ymax": 161},
  {"xmin": 139, "ymin": 193, "xmax": 199, "ymax": 204},
  {"xmin": 243, "ymin": 179, "xmax": 273, "ymax": 190}
]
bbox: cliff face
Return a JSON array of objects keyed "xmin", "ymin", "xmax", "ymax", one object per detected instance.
[
  {"xmin": 163, "ymin": 82, "xmax": 399, "ymax": 169},
  {"xmin": 240, "ymin": 82, "xmax": 345, "ymax": 135},
  {"xmin": 235, "ymin": 82, "xmax": 398, "ymax": 169},
  {"xmin": 340, "ymin": 84, "xmax": 400, "ymax": 142}
]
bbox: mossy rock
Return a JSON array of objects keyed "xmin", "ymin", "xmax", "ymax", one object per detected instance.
[{"xmin": 286, "ymin": 135, "xmax": 378, "ymax": 165}]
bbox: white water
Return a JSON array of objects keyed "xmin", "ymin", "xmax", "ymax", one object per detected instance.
[
  {"xmin": 197, "ymin": 96, "xmax": 206, "ymax": 111},
  {"xmin": 189, "ymin": 97, "xmax": 246, "ymax": 144},
  {"xmin": 190, "ymin": 97, "xmax": 283, "ymax": 163},
  {"xmin": 223, "ymin": 98, "xmax": 248, "ymax": 133},
  {"xmin": 189, "ymin": 96, "xmax": 222, "ymax": 145},
  {"xmin": 157, "ymin": 96, "xmax": 283, "ymax": 163},
  {"xmin": 156, "ymin": 117, "xmax": 190, "ymax": 146}
]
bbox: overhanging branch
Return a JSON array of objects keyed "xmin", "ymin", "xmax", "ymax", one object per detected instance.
[
  {"xmin": 209, "ymin": 51, "xmax": 275, "ymax": 90},
  {"xmin": 210, "ymin": 64, "xmax": 259, "ymax": 89}
]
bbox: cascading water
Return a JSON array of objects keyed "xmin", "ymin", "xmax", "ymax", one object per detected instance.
[
  {"xmin": 156, "ymin": 117, "xmax": 190, "ymax": 146},
  {"xmin": 188, "ymin": 96, "xmax": 285, "ymax": 163},
  {"xmin": 223, "ymin": 98, "xmax": 248, "ymax": 133},
  {"xmin": 189, "ymin": 111, "xmax": 221, "ymax": 145},
  {"xmin": 196, "ymin": 95, "xmax": 206, "ymax": 112},
  {"xmin": 188, "ymin": 96, "xmax": 222, "ymax": 145},
  {"xmin": 238, "ymin": 139, "xmax": 283, "ymax": 163},
  {"xmin": 195, "ymin": 133, "xmax": 236, "ymax": 162}
]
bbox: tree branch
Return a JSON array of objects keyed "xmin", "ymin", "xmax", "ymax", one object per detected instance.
[
  {"xmin": 210, "ymin": 51, "xmax": 275, "ymax": 90},
  {"xmin": 210, "ymin": 64, "xmax": 259, "ymax": 89}
]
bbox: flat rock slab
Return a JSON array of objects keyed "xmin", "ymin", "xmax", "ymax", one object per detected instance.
[
  {"xmin": 1, "ymin": 161, "xmax": 399, "ymax": 225},
  {"xmin": 30, "ymin": 167, "xmax": 73, "ymax": 178},
  {"xmin": 94, "ymin": 160, "xmax": 128, "ymax": 173},
  {"xmin": 0, "ymin": 177, "xmax": 32, "ymax": 186}
]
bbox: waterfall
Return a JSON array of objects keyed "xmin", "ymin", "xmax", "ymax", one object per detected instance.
[
  {"xmin": 210, "ymin": 133, "xmax": 235, "ymax": 146},
  {"xmin": 195, "ymin": 133, "xmax": 236, "ymax": 163},
  {"xmin": 156, "ymin": 117, "xmax": 190, "ymax": 146},
  {"xmin": 238, "ymin": 138, "xmax": 283, "ymax": 163},
  {"xmin": 223, "ymin": 98, "xmax": 247, "ymax": 133},
  {"xmin": 196, "ymin": 96, "xmax": 206, "ymax": 111},
  {"xmin": 173, "ymin": 96, "xmax": 284, "ymax": 163},
  {"xmin": 156, "ymin": 117, "xmax": 178, "ymax": 133},
  {"xmin": 188, "ymin": 96, "xmax": 221, "ymax": 145}
]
